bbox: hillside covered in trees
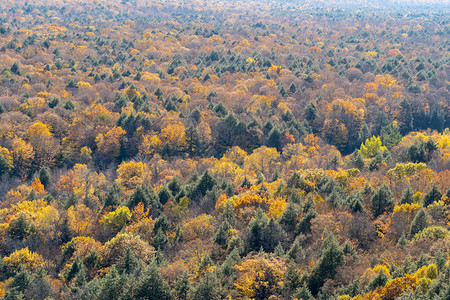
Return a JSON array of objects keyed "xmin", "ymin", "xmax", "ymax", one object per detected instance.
[{"xmin": 0, "ymin": 0, "xmax": 449, "ymax": 299}]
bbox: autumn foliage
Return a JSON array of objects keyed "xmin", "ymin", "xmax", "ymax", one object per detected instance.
[{"xmin": 0, "ymin": 0, "xmax": 449, "ymax": 299}]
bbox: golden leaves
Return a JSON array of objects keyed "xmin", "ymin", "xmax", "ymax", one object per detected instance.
[
  {"xmin": 386, "ymin": 163, "xmax": 427, "ymax": 182},
  {"xmin": 268, "ymin": 64, "xmax": 282, "ymax": 76},
  {"xmin": 67, "ymin": 204, "xmax": 95, "ymax": 236},
  {"xmin": 234, "ymin": 253, "xmax": 286, "ymax": 299},
  {"xmin": 360, "ymin": 136, "xmax": 387, "ymax": 159},
  {"xmin": 101, "ymin": 206, "xmax": 132, "ymax": 230},
  {"xmin": 160, "ymin": 123, "xmax": 187, "ymax": 151},
  {"xmin": 27, "ymin": 122, "xmax": 52, "ymax": 138},
  {"xmin": 11, "ymin": 137, "xmax": 34, "ymax": 177},
  {"xmin": 181, "ymin": 214, "xmax": 215, "ymax": 242},
  {"xmin": 116, "ymin": 161, "xmax": 149, "ymax": 190},
  {"xmin": 244, "ymin": 146, "xmax": 280, "ymax": 176},
  {"xmin": 31, "ymin": 177, "xmax": 46, "ymax": 197},
  {"xmin": 3, "ymin": 248, "xmax": 46, "ymax": 272},
  {"xmin": 77, "ymin": 81, "xmax": 91, "ymax": 88},
  {"xmin": 96, "ymin": 126, "xmax": 126, "ymax": 159},
  {"xmin": 375, "ymin": 74, "xmax": 397, "ymax": 87},
  {"xmin": 212, "ymin": 157, "xmax": 245, "ymax": 186},
  {"xmin": 266, "ymin": 197, "xmax": 287, "ymax": 219}
]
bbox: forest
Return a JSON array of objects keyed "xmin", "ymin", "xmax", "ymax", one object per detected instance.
[{"xmin": 0, "ymin": 0, "xmax": 449, "ymax": 299}]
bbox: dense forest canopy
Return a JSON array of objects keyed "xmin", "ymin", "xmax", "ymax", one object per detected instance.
[{"xmin": 0, "ymin": 0, "xmax": 449, "ymax": 299}]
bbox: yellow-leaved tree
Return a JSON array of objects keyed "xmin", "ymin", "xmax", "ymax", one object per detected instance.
[
  {"xmin": 26, "ymin": 122, "xmax": 59, "ymax": 169},
  {"xmin": 101, "ymin": 206, "xmax": 132, "ymax": 231},
  {"xmin": 57, "ymin": 164, "xmax": 107, "ymax": 203},
  {"xmin": 160, "ymin": 122, "xmax": 187, "ymax": 155},
  {"xmin": 3, "ymin": 248, "xmax": 46, "ymax": 272},
  {"xmin": 11, "ymin": 137, "xmax": 35, "ymax": 178},
  {"xmin": 116, "ymin": 160, "xmax": 149, "ymax": 192},
  {"xmin": 360, "ymin": 136, "xmax": 387, "ymax": 158},
  {"xmin": 96, "ymin": 126, "xmax": 126, "ymax": 160},
  {"xmin": 244, "ymin": 146, "xmax": 280, "ymax": 177},
  {"xmin": 0, "ymin": 147, "xmax": 13, "ymax": 175},
  {"xmin": 235, "ymin": 253, "xmax": 286, "ymax": 299}
]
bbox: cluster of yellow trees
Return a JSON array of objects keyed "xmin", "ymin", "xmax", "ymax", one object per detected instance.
[{"xmin": 0, "ymin": 0, "xmax": 449, "ymax": 299}]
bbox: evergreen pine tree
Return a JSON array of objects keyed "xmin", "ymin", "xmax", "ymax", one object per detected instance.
[
  {"xmin": 64, "ymin": 99, "xmax": 75, "ymax": 111},
  {"xmin": 274, "ymin": 242, "xmax": 285, "ymax": 257},
  {"xmin": 3, "ymin": 288, "xmax": 25, "ymax": 300},
  {"xmin": 168, "ymin": 176, "xmax": 182, "ymax": 196},
  {"xmin": 213, "ymin": 220, "xmax": 232, "ymax": 247},
  {"xmin": 25, "ymin": 268, "xmax": 51, "ymax": 300},
  {"xmin": 66, "ymin": 256, "xmax": 82, "ymax": 283},
  {"xmin": 287, "ymin": 237, "xmax": 302, "ymax": 261},
  {"xmin": 348, "ymin": 192, "xmax": 364, "ymax": 213},
  {"xmin": 415, "ymin": 252, "xmax": 429, "ymax": 270},
  {"xmin": 340, "ymin": 279, "xmax": 361, "ymax": 298},
  {"xmin": 104, "ymin": 183, "xmax": 121, "ymax": 208},
  {"xmin": 261, "ymin": 218, "xmax": 285, "ymax": 252},
  {"xmin": 247, "ymin": 208, "xmax": 269, "ymax": 252},
  {"xmin": 380, "ymin": 122, "xmax": 402, "ymax": 149},
  {"xmin": 26, "ymin": 190, "xmax": 37, "ymax": 201},
  {"xmin": 267, "ymin": 127, "xmax": 282, "ymax": 151},
  {"xmin": 38, "ymin": 167, "xmax": 52, "ymax": 190},
  {"xmin": 241, "ymin": 176, "xmax": 252, "ymax": 189},
  {"xmin": 11, "ymin": 62, "xmax": 20, "ymax": 75},
  {"xmin": 154, "ymin": 214, "xmax": 171, "ymax": 233},
  {"xmin": 9, "ymin": 265, "xmax": 31, "ymax": 293},
  {"xmin": 74, "ymin": 264, "xmax": 87, "ymax": 288},
  {"xmin": 402, "ymin": 255, "xmax": 414, "ymax": 274},
  {"xmin": 304, "ymin": 102, "xmax": 317, "ymax": 124},
  {"xmin": 191, "ymin": 170, "xmax": 216, "ymax": 199},
  {"xmin": 293, "ymin": 284, "xmax": 313, "ymax": 300},
  {"xmin": 370, "ymin": 184, "xmax": 394, "ymax": 218},
  {"xmin": 220, "ymin": 201, "xmax": 236, "ymax": 225},
  {"xmin": 423, "ymin": 183, "xmax": 442, "ymax": 207},
  {"xmin": 327, "ymin": 187, "xmax": 343, "ymax": 207},
  {"xmin": 308, "ymin": 234, "xmax": 344, "ymax": 295},
  {"xmin": 256, "ymin": 172, "xmax": 265, "ymax": 185},
  {"xmin": 351, "ymin": 150, "xmax": 365, "ymax": 170},
  {"xmin": 133, "ymin": 263, "xmax": 172, "ymax": 300},
  {"xmin": 186, "ymin": 125, "xmax": 201, "ymax": 156},
  {"xmin": 174, "ymin": 272, "xmax": 191, "ymax": 300},
  {"xmin": 279, "ymin": 202, "xmax": 300, "ymax": 231},
  {"xmin": 367, "ymin": 268, "xmax": 388, "ymax": 291},
  {"xmin": 118, "ymin": 247, "xmax": 140, "ymax": 274},
  {"xmin": 286, "ymin": 171, "xmax": 303, "ymax": 189},
  {"xmin": 153, "ymin": 229, "xmax": 169, "ymax": 250},
  {"xmin": 283, "ymin": 263, "xmax": 302, "ymax": 296},
  {"xmin": 289, "ymin": 83, "xmax": 297, "ymax": 94},
  {"xmin": 399, "ymin": 100, "xmax": 413, "ymax": 134},
  {"xmin": 410, "ymin": 208, "xmax": 428, "ymax": 237},
  {"xmin": 357, "ymin": 123, "xmax": 371, "ymax": 146},
  {"xmin": 192, "ymin": 271, "xmax": 219, "ymax": 300},
  {"xmin": 426, "ymin": 274, "xmax": 447, "ymax": 299},
  {"xmin": 368, "ymin": 150, "xmax": 385, "ymax": 171},
  {"xmin": 9, "ymin": 214, "xmax": 31, "ymax": 240},
  {"xmin": 127, "ymin": 184, "xmax": 160, "ymax": 213},
  {"xmin": 270, "ymin": 170, "xmax": 281, "ymax": 182},
  {"xmin": 297, "ymin": 196, "xmax": 317, "ymax": 234},
  {"xmin": 400, "ymin": 185, "xmax": 414, "ymax": 205},
  {"xmin": 434, "ymin": 251, "xmax": 446, "ymax": 270},
  {"xmin": 173, "ymin": 226, "xmax": 184, "ymax": 245},
  {"xmin": 158, "ymin": 186, "xmax": 172, "ymax": 206},
  {"xmin": 219, "ymin": 249, "xmax": 241, "ymax": 278},
  {"xmin": 280, "ymin": 85, "xmax": 287, "ymax": 98},
  {"xmin": 0, "ymin": 152, "xmax": 11, "ymax": 176},
  {"xmin": 397, "ymin": 232, "xmax": 408, "ymax": 247}
]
